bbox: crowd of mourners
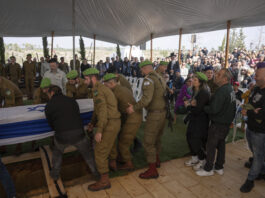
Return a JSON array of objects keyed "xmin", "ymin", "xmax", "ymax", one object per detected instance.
[{"xmin": 0, "ymin": 46, "xmax": 265, "ymax": 197}]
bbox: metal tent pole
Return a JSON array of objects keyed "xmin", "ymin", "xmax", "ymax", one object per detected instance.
[
  {"xmin": 51, "ymin": 31, "xmax": 54, "ymax": 57},
  {"xmin": 93, "ymin": 34, "xmax": 96, "ymax": 67},
  {"xmin": 129, "ymin": 45, "xmax": 132, "ymax": 60}
]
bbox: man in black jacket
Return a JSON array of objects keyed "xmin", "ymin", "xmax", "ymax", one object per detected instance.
[
  {"xmin": 167, "ymin": 52, "xmax": 180, "ymax": 75},
  {"xmin": 196, "ymin": 68, "xmax": 236, "ymax": 177},
  {"xmin": 45, "ymin": 85, "xmax": 98, "ymax": 180},
  {"xmin": 240, "ymin": 62, "xmax": 265, "ymax": 193}
]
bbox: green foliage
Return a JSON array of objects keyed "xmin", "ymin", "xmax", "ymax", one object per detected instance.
[
  {"xmin": 79, "ymin": 36, "xmax": 86, "ymax": 60},
  {"xmin": 219, "ymin": 35, "xmax": 226, "ymax": 52},
  {"xmin": 116, "ymin": 44, "xmax": 121, "ymax": 58},
  {"xmin": 42, "ymin": 37, "xmax": 49, "ymax": 57},
  {"xmin": 0, "ymin": 37, "xmax": 5, "ymax": 64},
  {"xmin": 236, "ymin": 28, "xmax": 246, "ymax": 50}
]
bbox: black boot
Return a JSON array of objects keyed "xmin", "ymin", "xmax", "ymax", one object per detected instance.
[{"xmin": 240, "ymin": 179, "xmax": 254, "ymax": 193}]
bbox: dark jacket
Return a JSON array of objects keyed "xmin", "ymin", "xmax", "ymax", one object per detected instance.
[
  {"xmin": 247, "ymin": 87, "xmax": 265, "ymax": 133},
  {"xmin": 167, "ymin": 61, "xmax": 180, "ymax": 74},
  {"xmin": 45, "ymin": 94, "xmax": 85, "ymax": 144},
  {"xmin": 186, "ymin": 88, "xmax": 210, "ymax": 138},
  {"xmin": 204, "ymin": 83, "xmax": 236, "ymax": 125},
  {"xmin": 104, "ymin": 62, "xmax": 113, "ymax": 72}
]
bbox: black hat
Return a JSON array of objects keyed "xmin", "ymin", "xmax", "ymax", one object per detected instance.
[
  {"xmin": 170, "ymin": 52, "xmax": 176, "ymax": 57},
  {"xmin": 204, "ymin": 66, "xmax": 213, "ymax": 72}
]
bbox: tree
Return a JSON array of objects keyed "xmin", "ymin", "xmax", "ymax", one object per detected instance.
[
  {"xmin": 0, "ymin": 37, "xmax": 5, "ymax": 64},
  {"xmin": 218, "ymin": 35, "xmax": 226, "ymax": 52},
  {"xmin": 116, "ymin": 44, "xmax": 121, "ymax": 58},
  {"xmin": 229, "ymin": 29, "xmax": 237, "ymax": 53},
  {"xmin": 235, "ymin": 28, "xmax": 246, "ymax": 50},
  {"xmin": 42, "ymin": 37, "xmax": 49, "ymax": 57},
  {"xmin": 79, "ymin": 36, "xmax": 86, "ymax": 60}
]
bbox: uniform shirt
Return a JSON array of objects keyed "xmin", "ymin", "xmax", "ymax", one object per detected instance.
[
  {"xmin": 43, "ymin": 69, "xmax": 67, "ymax": 94},
  {"xmin": 0, "ymin": 77, "xmax": 23, "ymax": 107},
  {"xmin": 23, "ymin": 61, "xmax": 36, "ymax": 78},
  {"xmin": 134, "ymin": 71, "xmax": 166, "ymax": 112},
  {"xmin": 58, "ymin": 62, "xmax": 69, "ymax": 74},
  {"xmin": 70, "ymin": 60, "xmax": 81, "ymax": 76},
  {"xmin": 6, "ymin": 63, "xmax": 21, "ymax": 81},
  {"xmin": 91, "ymin": 82, "xmax": 120, "ymax": 134},
  {"xmin": 33, "ymin": 87, "xmax": 49, "ymax": 104},
  {"xmin": 66, "ymin": 78, "xmax": 89, "ymax": 99},
  {"xmin": 117, "ymin": 74, "xmax": 132, "ymax": 92},
  {"xmin": 41, "ymin": 61, "xmax": 50, "ymax": 77}
]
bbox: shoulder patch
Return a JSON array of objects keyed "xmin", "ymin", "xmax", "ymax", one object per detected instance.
[
  {"xmin": 95, "ymin": 99, "xmax": 102, "ymax": 104},
  {"xmin": 144, "ymin": 81, "xmax": 150, "ymax": 86},
  {"xmin": 5, "ymin": 89, "xmax": 11, "ymax": 96}
]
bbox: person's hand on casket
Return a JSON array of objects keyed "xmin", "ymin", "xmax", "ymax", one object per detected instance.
[{"xmin": 87, "ymin": 123, "xmax": 94, "ymax": 132}]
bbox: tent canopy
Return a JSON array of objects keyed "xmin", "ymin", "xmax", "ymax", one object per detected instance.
[{"xmin": 1, "ymin": 0, "xmax": 265, "ymax": 45}]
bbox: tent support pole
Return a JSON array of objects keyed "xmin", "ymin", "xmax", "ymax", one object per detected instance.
[
  {"xmin": 225, "ymin": 20, "xmax": 231, "ymax": 68},
  {"xmin": 129, "ymin": 45, "xmax": 132, "ymax": 60},
  {"xmin": 72, "ymin": 0, "xmax": 76, "ymax": 70},
  {"xmin": 150, "ymin": 33, "xmax": 153, "ymax": 62},
  {"xmin": 93, "ymin": 34, "xmax": 96, "ymax": 67},
  {"xmin": 51, "ymin": 31, "xmax": 54, "ymax": 57},
  {"xmin": 178, "ymin": 28, "xmax": 182, "ymax": 65}
]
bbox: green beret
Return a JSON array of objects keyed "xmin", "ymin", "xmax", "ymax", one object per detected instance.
[
  {"xmin": 27, "ymin": 54, "xmax": 32, "ymax": 57},
  {"xmin": 66, "ymin": 70, "xmax": 78, "ymax": 79},
  {"xmin": 195, "ymin": 72, "xmax": 208, "ymax": 82},
  {"xmin": 139, "ymin": 60, "xmax": 152, "ymax": 68},
  {"xmin": 40, "ymin": 78, "xmax": 51, "ymax": 88},
  {"xmin": 160, "ymin": 61, "xmax": 169, "ymax": 66},
  {"xmin": 83, "ymin": 68, "xmax": 99, "ymax": 76},
  {"xmin": 103, "ymin": 73, "xmax": 117, "ymax": 82}
]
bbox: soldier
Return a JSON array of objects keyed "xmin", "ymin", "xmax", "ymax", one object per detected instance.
[
  {"xmin": 59, "ymin": 57, "xmax": 69, "ymax": 74},
  {"xmin": 0, "ymin": 63, "xmax": 5, "ymax": 77},
  {"xmin": 155, "ymin": 61, "xmax": 168, "ymax": 78},
  {"xmin": 23, "ymin": 54, "xmax": 36, "ymax": 99},
  {"xmin": 83, "ymin": 68, "xmax": 121, "ymax": 191},
  {"xmin": 66, "ymin": 70, "xmax": 90, "ymax": 99},
  {"xmin": 127, "ymin": 60, "xmax": 167, "ymax": 179},
  {"xmin": 33, "ymin": 78, "xmax": 50, "ymax": 104},
  {"xmin": 0, "ymin": 77, "xmax": 23, "ymax": 107},
  {"xmin": 103, "ymin": 73, "xmax": 142, "ymax": 171},
  {"xmin": 5, "ymin": 56, "xmax": 21, "ymax": 86},
  {"xmin": 70, "ymin": 54, "xmax": 81, "ymax": 76},
  {"xmin": 204, "ymin": 66, "xmax": 218, "ymax": 95}
]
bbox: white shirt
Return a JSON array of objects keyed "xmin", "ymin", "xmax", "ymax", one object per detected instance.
[
  {"xmin": 43, "ymin": 69, "xmax": 67, "ymax": 94},
  {"xmin": 180, "ymin": 67, "xmax": 189, "ymax": 79},
  {"xmin": 41, "ymin": 61, "xmax": 50, "ymax": 77}
]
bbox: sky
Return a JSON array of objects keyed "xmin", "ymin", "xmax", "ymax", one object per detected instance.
[{"xmin": 3, "ymin": 25, "xmax": 265, "ymax": 51}]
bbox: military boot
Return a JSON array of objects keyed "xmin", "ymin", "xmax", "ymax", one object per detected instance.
[
  {"xmin": 156, "ymin": 154, "xmax": 161, "ymax": 168},
  {"xmin": 88, "ymin": 173, "xmax": 111, "ymax": 191},
  {"xmin": 119, "ymin": 160, "xmax": 134, "ymax": 171},
  {"xmin": 109, "ymin": 159, "xmax": 117, "ymax": 171},
  {"xmin": 139, "ymin": 163, "xmax": 159, "ymax": 179}
]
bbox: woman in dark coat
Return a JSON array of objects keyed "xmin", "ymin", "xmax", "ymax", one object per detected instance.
[{"xmin": 184, "ymin": 72, "xmax": 210, "ymax": 171}]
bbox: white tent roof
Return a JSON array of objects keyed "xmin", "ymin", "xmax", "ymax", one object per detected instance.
[{"xmin": 1, "ymin": 0, "xmax": 265, "ymax": 45}]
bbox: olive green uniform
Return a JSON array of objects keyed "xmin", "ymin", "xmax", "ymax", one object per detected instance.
[
  {"xmin": 91, "ymin": 82, "xmax": 121, "ymax": 174},
  {"xmin": 207, "ymin": 79, "xmax": 218, "ymax": 95},
  {"xmin": 117, "ymin": 74, "xmax": 132, "ymax": 92},
  {"xmin": 133, "ymin": 71, "xmax": 167, "ymax": 163},
  {"xmin": 59, "ymin": 62, "xmax": 69, "ymax": 74},
  {"xmin": 70, "ymin": 60, "xmax": 80, "ymax": 76},
  {"xmin": 0, "ymin": 64, "xmax": 5, "ymax": 77},
  {"xmin": 5, "ymin": 63, "xmax": 21, "ymax": 86},
  {"xmin": 66, "ymin": 78, "xmax": 90, "ymax": 99},
  {"xmin": 33, "ymin": 87, "xmax": 49, "ymax": 104},
  {"xmin": 109, "ymin": 84, "xmax": 142, "ymax": 162},
  {"xmin": 0, "ymin": 77, "xmax": 23, "ymax": 108},
  {"xmin": 23, "ymin": 61, "xmax": 36, "ymax": 98}
]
